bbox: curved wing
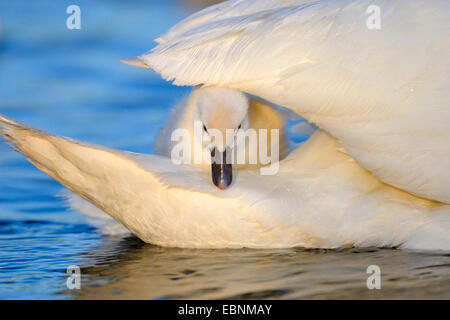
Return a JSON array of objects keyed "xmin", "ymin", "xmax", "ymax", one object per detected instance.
[
  {"xmin": 1, "ymin": 114, "xmax": 449, "ymax": 249},
  {"xmin": 133, "ymin": 0, "xmax": 450, "ymax": 203}
]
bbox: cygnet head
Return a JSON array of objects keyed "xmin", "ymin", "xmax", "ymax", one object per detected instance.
[{"xmin": 193, "ymin": 87, "xmax": 249, "ymax": 190}]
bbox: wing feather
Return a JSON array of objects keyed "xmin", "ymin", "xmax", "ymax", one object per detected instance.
[
  {"xmin": 1, "ymin": 114, "xmax": 450, "ymax": 249},
  {"xmin": 136, "ymin": 0, "xmax": 450, "ymax": 203}
]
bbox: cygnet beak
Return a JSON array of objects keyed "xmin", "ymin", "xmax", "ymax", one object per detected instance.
[{"xmin": 210, "ymin": 147, "xmax": 232, "ymax": 190}]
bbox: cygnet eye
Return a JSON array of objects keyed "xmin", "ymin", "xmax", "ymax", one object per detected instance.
[
  {"xmin": 238, "ymin": 124, "xmax": 242, "ymax": 130},
  {"xmin": 203, "ymin": 124, "xmax": 208, "ymax": 132}
]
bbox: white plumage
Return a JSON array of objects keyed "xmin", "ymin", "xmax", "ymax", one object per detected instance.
[
  {"xmin": 132, "ymin": 0, "xmax": 450, "ymax": 204},
  {"xmin": 1, "ymin": 114, "xmax": 449, "ymax": 250},
  {"xmin": 1, "ymin": 0, "xmax": 449, "ymax": 250}
]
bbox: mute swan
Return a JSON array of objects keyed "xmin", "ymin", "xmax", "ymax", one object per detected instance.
[
  {"xmin": 154, "ymin": 86, "xmax": 289, "ymax": 188},
  {"xmin": 122, "ymin": 0, "xmax": 450, "ymax": 204},
  {"xmin": 0, "ymin": 114, "xmax": 449, "ymax": 250}
]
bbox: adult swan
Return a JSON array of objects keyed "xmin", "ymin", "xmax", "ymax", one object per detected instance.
[
  {"xmin": 1, "ymin": 0, "xmax": 449, "ymax": 250},
  {"xmin": 124, "ymin": 0, "xmax": 450, "ymax": 204}
]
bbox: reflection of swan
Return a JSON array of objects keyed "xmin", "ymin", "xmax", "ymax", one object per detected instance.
[
  {"xmin": 124, "ymin": 0, "xmax": 450, "ymax": 204},
  {"xmin": 66, "ymin": 239, "xmax": 450, "ymax": 299},
  {"xmin": 1, "ymin": 114, "xmax": 449, "ymax": 250}
]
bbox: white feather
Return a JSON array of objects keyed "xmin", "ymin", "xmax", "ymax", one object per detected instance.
[
  {"xmin": 1, "ymin": 114, "xmax": 449, "ymax": 250},
  {"xmin": 139, "ymin": 0, "xmax": 450, "ymax": 203}
]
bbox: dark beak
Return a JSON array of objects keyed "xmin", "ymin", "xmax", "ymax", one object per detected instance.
[{"xmin": 211, "ymin": 148, "xmax": 232, "ymax": 190}]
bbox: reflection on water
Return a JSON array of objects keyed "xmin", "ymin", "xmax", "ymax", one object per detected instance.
[
  {"xmin": 64, "ymin": 236, "xmax": 450, "ymax": 299},
  {"xmin": 0, "ymin": 0, "xmax": 449, "ymax": 299}
]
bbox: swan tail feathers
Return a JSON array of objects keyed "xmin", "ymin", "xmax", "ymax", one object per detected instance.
[
  {"xmin": 0, "ymin": 113, "xmax": 149, "ymax": 229},
  {"xmin": 0, "ymin": 114, "xmax": 209, "ymax": 244},
  {"xmin": 0, "ymin": 113, "xmax": 122, "ymax": 190},
  {"xmin": 120, "ymin": 56, "xmax": 150, "ymax": 69}
]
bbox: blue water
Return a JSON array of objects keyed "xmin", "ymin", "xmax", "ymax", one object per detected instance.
[{"xmin": 0, "ymin": 0, "xmax": 449, "ymax": 300}]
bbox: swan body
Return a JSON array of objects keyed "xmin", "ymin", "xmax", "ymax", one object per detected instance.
[
  {"xmin": 1, "ymin": 114, "xmax": 449, "ymax": 250},
  {"xmin": 127, "ymin": 0, "xmax": 450, "ymax": 203}
]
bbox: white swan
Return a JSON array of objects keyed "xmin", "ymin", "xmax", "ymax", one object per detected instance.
[
  {"xmin": 123, "ymin": 0, "xmax": 450, "ymax": 204},
  {"xmin": 1, "ymin": 0, "xmax": 449, "ymax": 250},
  {"xmin": 154, "ymin": 86, "xmax": 290, "ymax": 188},
  {"xmin": 1, "ymin": 114, "xmax": 449, "ymax": 250}
]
